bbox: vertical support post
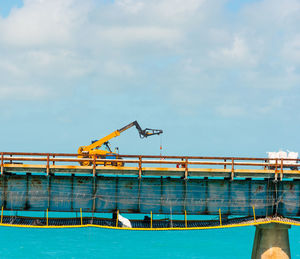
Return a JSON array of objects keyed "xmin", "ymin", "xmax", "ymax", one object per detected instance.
[
  {"xmin": 80, "ymin": 208, "xmax": 83, "ymax": 225},
  {"xmin": 264, "ymin": 159, "xmax": 267, "ymax": 170},
  {"xmin": 275, "ymin": 159, "xmax": 278, "ymax": 181},
  {"xmin": 52, "ymin": 155, "xmax": 55, "ymax": 166},
  {"xmin": 231, "ymin": 158, "xmax": 234, "ymax": 180},
  {"xmin": 184, "ymin": 157, "xmax": 188, "ymax": 179},
  {"xmin": 1, "ymin": 206, "xmax": 3, "ymax": 224},
  {"xmin": 1, "ymin": 152, "xmax": 3, "ymax": 175},
  {"xmin": 137, "ymin": 177, "xmax": 141, "ymax": 213},
  {"xmin": 224, "ymin": 159, "xmax": 226, "ymax": 169},
  {"xmin": 252, "ymin": 223, "xmax": 291, "ymax": 259},
  {"xmin": 92, "ymin": 176, "xmax": 97, "ymax": 216},
  {"xmin": 150, "ymin": 211, "xmax": 152, "ymax": 229},
  {"xmin": 116, "ymin": 210, "xmax": 119, "ymax": 227},
  {"xmin": 46, "ymin": 154, "xmax": 50, "ymax": 176},
  {"xmin": 280, "ymin": 158, "xmax": 283, "ymax": 181},
  {"xmin": 138, "ymin": 156, "xmax": 142, "ymax": 178},
  {"xmin": 253, "ymin": 206, "xmax": 256, "ymax": 223},
  {"xmin": 47, "ymin": 174, "xmax": 51, "ymax": 211},
  {"xmin": 185, "ymin": 210, "xmax": 187, "ymax": 228},
  {"xmin": 46, "ymin": 208, "xmax": 49, "ymax": 226},
  {"xmin": 219, "ymin": 208, "xmax": 222, "ymax": 226}
]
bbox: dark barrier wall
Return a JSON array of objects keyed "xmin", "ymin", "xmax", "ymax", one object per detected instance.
[{"xmin": 0, "ymin": 175, "xmax": 299, "ymax": 216}]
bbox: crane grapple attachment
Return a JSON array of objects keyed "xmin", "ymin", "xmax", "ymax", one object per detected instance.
[
  {"xmin": 118, "ymin": 120, "xmax": 163, "ymax": 138},
  {"xmin": 139, "ymin": 128, "xmax": 163, "ymax": 138}
]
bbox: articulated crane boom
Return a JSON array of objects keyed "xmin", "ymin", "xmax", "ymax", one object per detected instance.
[
  {"xmin": 78, "ymin": 121, "xmax": 163, "ymax": 166},
  {"xmin": 118, "ymin": 121, "xmax": 163, "ymax": 138}
]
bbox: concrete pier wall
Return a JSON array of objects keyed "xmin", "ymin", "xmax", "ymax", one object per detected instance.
[{"xmin": 252, "ymin": 223, "xmax": 291, "ymax": 259}]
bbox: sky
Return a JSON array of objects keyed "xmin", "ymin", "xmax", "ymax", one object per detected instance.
[{"xmin": 0, "ymin": 0, "xmax": 299, "ymax": 157}]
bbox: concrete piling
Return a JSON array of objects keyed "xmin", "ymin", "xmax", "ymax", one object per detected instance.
[{"xmin": 251, "ymin": 223, "xmax": 291, "ymax": 259}]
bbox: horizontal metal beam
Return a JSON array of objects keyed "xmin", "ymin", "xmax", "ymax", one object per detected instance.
[{"xmin": 3, "ymin": 164, "xmax": 300, "ymax": 179}]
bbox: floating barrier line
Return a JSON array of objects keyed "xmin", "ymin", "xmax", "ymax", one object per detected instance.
[
  {"xmin": 0, "ymin": 220, "xmax": 300, "ymax": 230},
  {"xmin": 0, "ymin": 216, "xmax": 299, "ymax": 230}
]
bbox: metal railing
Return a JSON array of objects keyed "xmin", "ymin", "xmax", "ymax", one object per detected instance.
[{"xmin": 0, "ymin": 152, "xmax": 299, "ymax": 179}]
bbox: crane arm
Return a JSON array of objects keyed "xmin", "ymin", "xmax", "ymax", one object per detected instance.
[
  {"xmin": 118, "ymin": 121, "xmax": 138, "ymax": 133},
  {"xmin": 80, "ymin": 120, "xmax": 163, "ymax": 153},
  {"xmin": 118, "ymin": 121, "xmax": 163, "ymax": 138},
  {"xmin": 81, "ymin": 131, "xmax": 120, "ymax": 152}
]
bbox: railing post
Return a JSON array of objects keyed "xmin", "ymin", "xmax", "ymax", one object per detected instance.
[
  {"xmin": 80, "ymin": 208, "xmax": 83, "ymax": 225},
  {"xmin": 231, "ymin": 158, "xmax": 234, "ymax": 180},
  {"xmin": 275, "ymin": 159, "xmax": 278, "ymax": 181},
  {"xmin": 138, "ymin": 156, "xmax": 142, "ymax": 178},
  {"xmin": 185, "ymin": 210, "xmax": 187, "ymax": 228},
  {"xmin": 184, "ymin": 157, "xmax": 188, "ymax": 179},
  {"xmin": 52, "ymin": 155, "xmax": 55, "ymax": 166},
  {"xmin": 150, "ymin": 211, "xmax": 152, "ymax": 229},
  {"xmin": 219, "ymin": 208, "xmax": 222, "ymax": 226},
  {"xmin": 46, "ymin": 154, "xmax": 50, "ymax": 176},
  {"xmin": 264, "ymin": 159, "xmax": 267, "ymax": 170},
  {"xmin": 280, "ymin": 158, "xmax": 283, "ymax": 181},
  {"xmin": 224, "ymin": 159, "xmax": 227, "ymax": 169},
  {"xmin": 1, "ymin": 152, "xmax": 3, "ymax": 175}
]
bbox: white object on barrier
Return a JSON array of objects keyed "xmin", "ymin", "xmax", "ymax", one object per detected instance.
[
  {"xmin": 267, "ymin": 150, "xmax": 298, "ymax": 166},
  {"xmin": 278, "ymin": 150, "xmax": 287, "ymax": 166},
  {"xmin": 118, "ymin": 213, "xmax": 132, "ymax": 228},
  {"xmin": 286, "ymin": 151, "xmax": 298, "ymax": 165},
  {"xmin": 267, "ymin": 152, "xmax": 278, "ymax": 165},
  {"xmin": 278, "ymin": 150, "xmax": 287, "ymax": 159}
]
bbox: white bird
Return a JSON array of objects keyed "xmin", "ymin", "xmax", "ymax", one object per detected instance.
[{"xmin": 118, "ymin": 213, "xmax": 132, "ymax": 228}]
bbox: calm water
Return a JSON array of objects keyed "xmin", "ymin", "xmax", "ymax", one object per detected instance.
[{"xmin": 0, "ymin": 226, "xmax": 299, "ymax": 258}]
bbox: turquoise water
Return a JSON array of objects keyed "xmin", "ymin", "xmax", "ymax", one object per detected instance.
[{"xmin": 0, "ymin": 226, "xmax": 299, "ymax": 258}]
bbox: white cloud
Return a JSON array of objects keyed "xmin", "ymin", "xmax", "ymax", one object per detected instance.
[
  {"xmin": 242, "ymin": 0, "xmax": 300, "ymax": 25},
  {"xmin": 215, "ymin": 104, "xmax": 246, "ymax": 117},
  {"xmin": 98, "ymin": 26, "xmax": 182, "ymax": 47},
  {"xmin": 0, "ymin": 86, "xmax": 49, "ymax": 100},
  {"xmin": 116, "ymin": 0, "xmax": 145, "ymax": 14},
  {"xmin": 256, "ymin": 98, "xmax": 284, "ymax": 115},
  {"xmin": 104, "ymin": 61, "xmax": 135, "ymax": 77},
  {"xmin": 210, "ymin": 36, "xmax": 257, "ymax": 66},
  {"xmin": 282, "ymin": 35, "xmax": 300, "ymax": 63},
  {"xmin": 151, "ymin": 0, "xmax": 206, "ymax": 23},
  {"xmin": 115, "ymin": 0, "xmax": 206, "ymax": 23},
  {"xmin": 0, "ymin": 0, "xmax": 300, "ymax": 118},
  {"xmin": 221, "ymin": 37, "xmax": 251, "ymax": 61},
  {"xmin": 0, "ymin": 0, "xmax": 89, "ymax": 47},
  {"xmin": 0, "ymin": 60, "xmax": 25, "ymax": 77}
]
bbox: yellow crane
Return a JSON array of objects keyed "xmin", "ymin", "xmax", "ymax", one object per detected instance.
[{"xmin": 78, "ymin": 121, "xmax": 163, "ymax": 166}]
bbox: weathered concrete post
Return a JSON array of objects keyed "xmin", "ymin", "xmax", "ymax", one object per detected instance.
[{"xmin": 251, "ymin": 223, "xmax": 291, "ymax": 259}]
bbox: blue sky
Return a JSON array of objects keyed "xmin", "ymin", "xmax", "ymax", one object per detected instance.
[
  {"xmin": 0, "ymin": 0, "xmax": 299, "ymax": 157},
  {"xmin": 0, "ymin": 0, "xmax": 23, "ymax": 17}
]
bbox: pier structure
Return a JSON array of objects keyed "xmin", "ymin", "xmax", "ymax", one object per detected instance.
[{"xmin": 0, "ymin": 152, "xmax": 300, "ymax": 258}]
